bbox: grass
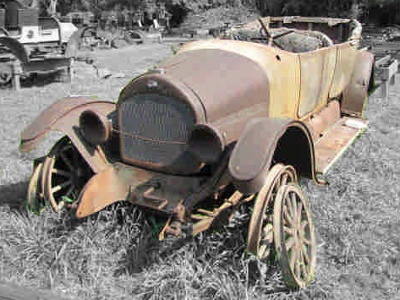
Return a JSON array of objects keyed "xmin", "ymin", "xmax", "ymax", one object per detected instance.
[{"xmin": 0, "ymin": 43, "xmax": 399, "ymax": 299}]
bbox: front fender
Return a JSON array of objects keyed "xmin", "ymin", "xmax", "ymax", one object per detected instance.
[
  {"xmin": 0, "ymin": 36, "xmax": 29, "ymax": 64},
  {"xmin": 229, "ymin": 118, "xmax": 322, "ymax": 194},
  {"xmin": 20, "ymin": 97, "xmax": 116, "ymax": 173}
]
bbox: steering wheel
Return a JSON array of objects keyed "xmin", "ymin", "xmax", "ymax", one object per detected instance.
[{"xmin": 258, "ymin": 18, "xmax": 294, "ymax": 49}]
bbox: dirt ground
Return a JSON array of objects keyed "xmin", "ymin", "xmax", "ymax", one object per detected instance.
[{"xmin": 0, "ymin": 38, "xmax": 400, "ymax": 299}]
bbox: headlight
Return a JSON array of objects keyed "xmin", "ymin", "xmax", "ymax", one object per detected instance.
[
  {"xmin": 187, "ymin": 124, "xmax": 225, "ymax": 164},
  {"xmin": 79, "ymin": 109, "xmax": 112, "ymax": 145}
]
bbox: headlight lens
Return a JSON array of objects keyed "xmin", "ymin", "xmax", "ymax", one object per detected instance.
[
  {"xmin": 79, "ymin": 109, "xmax": 111, "ymax": 145},
  {"xmin": 187, "ymin": 124, "xmax": 225, "ymax": 164}
]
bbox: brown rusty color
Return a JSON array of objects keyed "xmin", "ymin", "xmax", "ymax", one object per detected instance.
[
  {"xmin": 20, "ymin": 97, "xmax": 115, "ymax": 173},
  {"xmin": 314, "ymin": 116, "xmax": 368, "ymax": 174},
  {"xmin": 229, "ymin": 118, "xmax": 322, "ymax": 194},
  {"xmin": 178, "ymin": 40, "xmax": 299, "ymax": 119},
  {"xmin": 191, "ymin": 191, "xmax": 245, "ymax": 235},
  {"xmin": 342, "ymin": 50, "xmax": 375, "ymax": 117},
  {"xmin": 118, "ymin": 73, "xmax": 206, "ymax": 124},
  {"xmin": 297, "ymin": 47, "xmax": 336, "ymax": 118},
  {"xmin": 160, "ymin": 47, "xmax": 270, "ymax": 123},
  {"xmin": 76, "ymin": 162, "xmax": 206, "ymax": 218},
  {"xmin": 76, "ymin": 163, "xmax": 155, "ymax": 218},
  {"xmin": 305, "ymin": 100, "xmax": 341, "ymax": 141}
]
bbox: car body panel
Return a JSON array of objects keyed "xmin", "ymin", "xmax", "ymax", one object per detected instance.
[
  {"xmin": 20, "ymin": 97, "xmax": 115, "ymax": 173},
  {"xmin": 329, "ymin": 42, "xmax": 359, "ymax": 98},
  {"xmin": 178, "ymin": 39, "xmax": 300, "ymax": 119},
  {"xmin": 342, "ymin": 49, "xmax": 375, "ymax": 116},
  {"xmin": 229, "ymin": 117, "xmax": 320, "ymax": 194}
]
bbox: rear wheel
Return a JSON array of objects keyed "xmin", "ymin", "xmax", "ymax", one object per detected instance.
[{"xmin": 247, "ymin": 164, "xmax": 297, "ymax": 259}]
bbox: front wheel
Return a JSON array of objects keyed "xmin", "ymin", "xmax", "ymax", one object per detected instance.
[
  {"xmin": 41, "ymin": 136, "xmax": 93, "ymax": 212},
  {"xmin": 273, "ymin": 182, "xmax": 316, "ymax": 288}
]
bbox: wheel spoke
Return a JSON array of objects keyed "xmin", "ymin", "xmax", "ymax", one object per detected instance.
[
  {"xmin": 285, "ymin": 236, "xmax": 295, "ymax": 250},
  {"xmin": 290, "ymin": 248, "xmax": 298, "ymax": 270},
  {"xmin": 286, "ymin": 196, "xmax": 294, "ymax": 219},
  {"xmin": 301, "ymin": 244, "xmax": 310, "ymax": 265},
  {"xmin": 71, "ymin": 189, "xmax": 78, "ymax": 199},
  {"xmin": 300, "ymin": 220, "xmax": 309, "ymax": 231},
  {"xmin": 259, "ymin": 244, "xmax": 270, "ymax": 258},
  {"xmin": 297, "ymin": 201, "xmax": 303, "ymax": 225},
  {"xmin": 294, "ymin": 256, "xmax": 301, "ymax": 278},
  {"xmin": 51, "ymin": 180, "xmax": 72, "ymax": 193},
  {"xmin": 72, "ymin": 146, "xmax": 79, "ymax": 166},
  {"xmin": 60, "ymin": 152, "xmax": 74, "ymax": 171},
  {"xmin": 263, "ymin": 224, "xmax": 273, "ymax": 238},
  {"xmin": 301, "ymin": 236, "xmax": 312, "ymax": 245},
  {"xmin": 300, "ymin": 251, "xmax": 309, "ymax": 278},
  {"xmin": 283, "ymin": 205, "xmax": 293, "ymax": 225},
  {"xmin": 52, "ymin": 168, "xmax": 72, "ymax": 178},
  {"xmin": 65, "ymin": 186, "xmax": 74, "ymax": 198},
  {"xmin": 284, "ymin": 225, "xmax": 294, "ymax": 235}
]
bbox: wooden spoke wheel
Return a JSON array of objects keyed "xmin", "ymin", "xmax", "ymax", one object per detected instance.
[
  {"xmin": 26, "ymin": 162, "xmax": 47, "ymax": 214},
  {"xmin": 273, "ymin": 182, "xmax": 316, "ymax": 288},
  {"xmin": 42, "ymin": 136, "xmax": 93, "ymax": 212},
  {"xmin": 247, "ymin": 164, "xmax": 297, "ymax": 259}
]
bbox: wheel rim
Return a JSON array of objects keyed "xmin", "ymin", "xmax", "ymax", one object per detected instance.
[
  {"xmin": 273, "ymin": 182, "xmax": 316, "ymax": 288},
  {"xmin": 247, "ymin": 164, "xmax": 297, "ymax": 259},
  {"xmin": 42, "ymin": 137, "xmax": 92, "ymax": 212},
  {"xmin": 26, "ymin": 162, "xmax": 47, "ymax": 214}
]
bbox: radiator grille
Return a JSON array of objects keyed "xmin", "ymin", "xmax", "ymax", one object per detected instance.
[{"xmin": 119, "ymin": 94, "xmax": 196, "ymax": 168}]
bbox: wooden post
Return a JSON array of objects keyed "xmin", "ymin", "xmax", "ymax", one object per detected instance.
[
  {"xmin": 376, "ymin": 58, "xmax": 398, "ymax": 99},
  {"xmin": 11, "ymin": 61, "xmax": 22, "ymax": 92}
]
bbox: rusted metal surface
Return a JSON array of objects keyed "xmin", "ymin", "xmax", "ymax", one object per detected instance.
[
  {"xmin": 20, "ymin": 97, "xmax": 115, "ymax": 173},
  {"xmin": 314, "ymin": 116, "xmax": 368, "ymax": 174},
  {"xmin": 229, "ymin": 118, "xmax": 322, "ymax": 194},
  {"xmin": 76, "ymin": 163, "xmax": 153, "ymax": 218},
  {"xmin": 305, "ymin": 100, "xmax": 341, "ymax": 141},
  {"xmin": 342, "ymin": 50, "xmax": 375, "ymax": 116},
  {"xmin": 191, "ymin": 190, "xmax": 247, "ymax": 235},
  {"xmin": 76, "ymin": 162, "xmax": 205, "ymax": 217}
]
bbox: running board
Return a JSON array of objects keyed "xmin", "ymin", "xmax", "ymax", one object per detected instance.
[{"xmin": 315, "ymin": 116, "xmax": 368, "ymax": 174}]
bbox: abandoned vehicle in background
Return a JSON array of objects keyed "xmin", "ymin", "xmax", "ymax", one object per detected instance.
[
  {"xmin": 20, "ymin": 16, "xmax": 374, "ymax": 288},
  {"xmin": 0, "ymin": 0, "xmax": 77, "ymax": 86}
]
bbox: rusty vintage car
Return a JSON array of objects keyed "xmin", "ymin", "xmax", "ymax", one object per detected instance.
[{"xmin": 20, "ymin": 16, "xmax": 374, "ymax": 288}]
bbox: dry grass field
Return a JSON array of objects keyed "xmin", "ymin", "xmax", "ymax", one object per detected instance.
[{"xmin": 0, "ymin": 42, "xmax": 399, "ymax": 299}]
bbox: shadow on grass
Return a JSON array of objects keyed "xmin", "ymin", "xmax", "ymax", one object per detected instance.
[
  {"xmin": 20, "ymin": 71, "xmax": 70, "ymax": 88},
  {"xmin": 0, "ymin": 180, "xmax": 28, "ymax": 211},
  {"xmin": 114, "ymin": 204, "xmax": 291, "ymax": 295}
]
